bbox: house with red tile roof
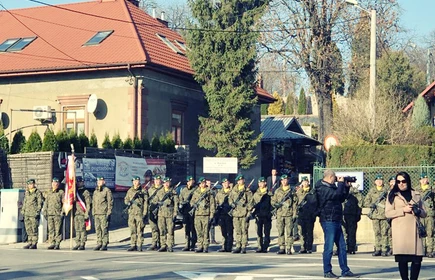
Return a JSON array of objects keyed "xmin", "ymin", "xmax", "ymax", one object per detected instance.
[
  {"xmin": 0, "ymin": 0, "xmax": 274, "ymax": 176},
  {"xmin": 403, "ymin": 81, "xmax": 435, "ymax": 121}
]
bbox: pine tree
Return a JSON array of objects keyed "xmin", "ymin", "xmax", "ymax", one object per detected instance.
[
  {"xmin": 285, "ymin": 93, "xmax": 295, "ymax": 115},
  {"xmin": 102, "ymin": 133, "xmax": 112, "ymax": 149},
  {"xmin": 297, "ymin": 88, "xmax": 307, "ymax": 115},
  {"xmin": 267, "ymin": 92, "xmax": 284, "ymax": 115},
  {"xmin": 151, "ymin": 135, "xmax": 161, "ymax": 152},
  {"xmin": 68, "ymin": 131, "xmax": 80, "ymax": 153},
  {"xmin": 0, "ymin": 121, "xmax": 9, "ymax": 153},
  {"xmin": 25, "ymin": 129, "xmax": 42, "ymax": 153},
  {"xmin": 111, "ymin": 133, "xmax": 123, "ymax": 149},
  {"xmin": 160, "ymin": 132, "xmax": 176, "ymax": 153},
  {"xmin": 42, "ymin": 128, "xmax": 59, "ymax": 152},
  {"xmin": 89, "ymin": 130, "xmax": 98, "ymax": 148},
  {"xmin": 123, "ymin": 136, "xmax": 133, "ymax": 149},
  {"xmin": 56, "ymin": 130, "xmax": 70, "ymax": 152},
  {"xmin": 133, "ymin": 136, "xmax": 142, "ymax": 149},
  {"xmin": 412, "ymin": 96, "xmax": 430, "ymax": 128},
  {"xmin": 185, "ymin": 0, "xmax": 268, "ymax": 169},
  {"xmin": 78, "ymin": 131, "xmax": 90, "ymax": 153},
  {"xmin": 141, "ymin": 137, "xmax": 151, "ymax": 150},
  {"xmin": 10, "ymin": 130, "xmax": 26, "ymax": 154},
  {"xmin": 260, "ymin": 104, "xmax": 268, "ymax": 115}
]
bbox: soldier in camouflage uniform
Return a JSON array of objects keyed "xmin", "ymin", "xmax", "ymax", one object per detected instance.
[
  {"xmin": 228, "ymin": 174, "xmax": 253, "ymax": 254},
  {"xmin": 43, "ymin": 177, "xmax": 65, "ymax": 250},
  {"xmin": 363, "ymin": 174, "xmax": 390, "ymax": 256},
  {"xmin": 272, "ymin": 174, "xmax": 298, "ymax": 255},
  {"xmin": 124, "ymin": 176, "xmax": 148, "ymax": 251},
  {"xmin": 190, "ymin": 177, "xmax": 216, "ymax": 253},
  {"xmin": 417, "ymin": 173, "xmax": 435, "ymax": 258},
  {"xmin": 156, "ymin": 177, "xmax": 179, "ymax": 252},
  {"xmin": 342, "ymin": 186, "xmax": 362, "ymax": 254},
  {"xmin": 249, "ymin": 177, "xmax": 272, "ymax": 253},
  {"xmin": 295, "ymin": 176, "xmax": 316, "ymax": 254},
  {"xmin": 215, "ymin": 178, "xmax": 233, "ymax": 252},
  {"xmin": 92, "ymin": 176, "xmax": 113, "ymax": 251},
  {"xmin": 73, "ymin": 176, "xmax": 91, "ymax": 250},
  {"xmin": 387, "ymin": 176, "xmax": 395, "ymax": 255},
  {"xmin": 22, "ymin": 179, "xmax": 43, "ymax": 249},
  {"xmin": 179, "ymin": 175, "xmax": 197, "ymax": 251},
  {"xmin": 147, "ymin": 175, "xmax": 163, "ymax": 250}
]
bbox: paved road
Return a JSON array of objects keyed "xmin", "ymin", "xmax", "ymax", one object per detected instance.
[{"xmin": 1, "ymin": 244, "xmax": 435, "ymax": 280}]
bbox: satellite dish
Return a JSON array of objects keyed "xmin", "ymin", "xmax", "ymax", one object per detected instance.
[{"xmin": 87, "ymin": 94, "xmax": 98, "ymax": 113}]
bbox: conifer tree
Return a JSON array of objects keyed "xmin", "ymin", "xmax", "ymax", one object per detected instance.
[
  {"xmin": 68, "ymin": 131, "xmax": 80, "ymax": 152},
  {"xmin": 42, "ymin": 128, "xmax": 59, "ymax": 152},
  {"xmin": 186, "ymin": 0, "xmax": 269, "ymax": 168},
  {"xmin": 10, "ymin": 130, "xmax": 26, "ymax": 154},
  {"xmin": 89, "ymin": 130, "xmax": 98, "ymax": 148},
  {"xmin": 151, "ymin": 135, "xmax": 161, "ymax": 152},
  {"xmin": 141, "ymin": 137, "xmax": 151, "ymax": 150},
  {"xmin": 123, "ymin": 136, "xmax": 133, "ymax": 149},
  {"xmin": 260, "ymin": 104, "xmax": 268, "ymax": 115},
  {"xmin": 412, "ymin": 96, "xmax": 430, "ymax": 128},
  {"xmin": 0, "ymin": 121, "xmax": 9, "ymax": 153},
  {"xmin": 297, "ymin": 88, "xmax": 307, "ymax": 115},
  {"xmin": 133, "ymin": 136, "xmax": 142, "ymax": 149},
  {"xmin": 78, "ymin": 131, "xmax": 90, "ymax": 153},
  {"xmin": 55, "ymin": 130, "xmax": 70, "ymax": 152},
  {"xmin": 102, "ymin": 133, "xmax": 112, "ymax": 149},
  {"xmin": 285, "ymin": 94, "xmax": 295, "ymax": 115},
  {"xmin": 111, "ymin": 133, "xmax": 123, "ymax": 149},
  {"xmin": 25, "ymin": 129, "xmax": 42, "ymax": 152},
  {"xmin": 267, "ymin": 92, "xmax": 284, "ymax": 115}
]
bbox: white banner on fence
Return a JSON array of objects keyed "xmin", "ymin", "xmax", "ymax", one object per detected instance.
[
  {"xmin": 115, "ymin": 156, "xmax": 166, "ymax": 190},
  {"xmin": 203, "ymin": 157, "xmax": 238, "ymax": 174}
]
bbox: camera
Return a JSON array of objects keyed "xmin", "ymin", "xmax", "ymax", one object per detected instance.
[{"xmin": 343, "ymin": 176, "xmax": 357, "ymax": 183}]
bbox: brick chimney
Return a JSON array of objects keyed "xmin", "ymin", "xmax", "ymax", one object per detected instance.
[
  {"xmin": 127, "ymin": 0, "xmax": 140, "ymax": 6},
  {"xmin": 157, "ymin": 11, "xmax": 169, "ymax": 27}
]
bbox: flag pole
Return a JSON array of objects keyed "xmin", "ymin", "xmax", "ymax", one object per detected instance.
[{"xmin": 70, "ymin": 144, "xmax": 75, "ymax": 250}]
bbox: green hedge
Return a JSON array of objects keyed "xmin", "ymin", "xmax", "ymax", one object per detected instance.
[{"xmin": 327, "ymin": 145, "xmax": 435, "ymax": 167}]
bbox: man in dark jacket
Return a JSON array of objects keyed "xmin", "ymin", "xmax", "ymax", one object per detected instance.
[{"xmin": 316, "ymin": 170, "xmax": 357, "ymax": 278}]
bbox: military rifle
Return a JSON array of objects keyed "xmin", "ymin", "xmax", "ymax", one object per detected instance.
[
  {"xmin": 151, "ymin": 182, "xmax": 181, "ymax": 218},
  {"xmin": 228, "ymin": 178, "xmax": 255, "ymax": 217},
  {"xmin": 270, "ymin": 182, "xmax": 278, "ymax": 194},
  {"xmin": 211, "ymin": 195, "xmax": 229, "ymax": 225},
  {"xmin": 188, "ymin": 181, "xmax": 218, "ymax": 216},
  {"xmin": 123, "ymin": 188, "xmax": 144, "ymax": 213},
  {"xmin": 367, "ymin": 190, "xmax": 387, "ymax": 219},
  {"xmin": 179, "ymin": 185, "xmax": 199, "ymax": 214},
  {"xmin": 271, "ymin": 187, "xmax": 294, "ymax": 217},
  {"xmin": 246, "ymin": 190, "xmax": 270, "ymax": 222},
  {"xmin": 422, "ymin": 188, "xmax": 434, "ymax": 202}
]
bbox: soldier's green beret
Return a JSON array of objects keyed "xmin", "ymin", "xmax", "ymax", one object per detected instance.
[
  {"xmin": 154, "ymin": 175, "xmax": 162, "ymax": 180},
  {"xmin": 27, "ymin": 179, "xmax": 35, "ymax": 184},
  {"xmin": 198, "ymin": 177, "xmax": 206, "ymax": 183},
  {"xmin": 375, "ymin": 174, "xmax": 383, "ymax": 180},
  {"xmin": 388, "ymin": 176, "xmax": 395, "ymax": 181},
  {"xmin": 186, "ymin": 175, "xmax": 194, "ymax": 181},
  {"xmin": 132, "ymin": 176, "xmax": 140, "ymax": 181},
  {"xmin": 52, "ymin": 177, "xmax": 60, "ymax": 182},
  {"xmin": 235, "ymin": 174, "xmax": 244, "ymax": 181},
  {"xmin": 258, "ymin": 177, "xmax": 266, "ymax": 182},
  {"xmin": 221, "ymin": 178, "xmax": 228, "ymax": 183},
  {"xmin": 163, "ymin": 177, "xmax": 171, "ymax": 183},
  {"xmin": 301, "ymin": 176, "xmax": 308, "ymax": 181},
  {"xmin": 280, "ymin": 174, "xmax": 288, "ymax": 180},
  {"xmin": 420, "ymin": 173, "xmax": 428, "ymax": 179},
  {"xmin": 97, "ymin": 176, "xmax": 105, "ymax": 180}
]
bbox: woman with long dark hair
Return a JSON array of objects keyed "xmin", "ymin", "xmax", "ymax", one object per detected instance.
[{"xmin": 385, "ymin": 171, "xmax": 426, "ymax": 280}]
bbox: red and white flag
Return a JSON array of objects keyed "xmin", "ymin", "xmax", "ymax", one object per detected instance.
[
  {"xmin": 77, "ymin": 192, "xmax": 91, "ymax": 231},
  {"xmin": 63, "ymin": 155, "xmax": 76, "ymax": 215}
]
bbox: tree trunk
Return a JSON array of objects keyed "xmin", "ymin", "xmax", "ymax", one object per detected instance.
[{"xmin": 315, "ymin": 84, "xmax": 333, "ymax": 143}]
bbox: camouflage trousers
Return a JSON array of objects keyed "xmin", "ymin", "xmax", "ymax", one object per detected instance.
[
  {"xmin": 255, "ymin": 216, "xmax": 272, "ymax": 251},
  {"xmin": 298, "ymin": 218, "xmax": 315, "ymax": 251},
  {"xmin": 148, "ymin": 214, "xmax": 160, "ymax": 247},
  {"xmin": 371, "ymin": 219, "xmax": 390, "ymax": 252},
  {"xmin": 342, "ymin": 216, "xmax": 358, "ymax": 252},
  {"xmin": 74, "ymin": 214, "xmax": 87, "ymax": 246},
  {"xmin": 47, "ymin": 215, "xmax": 63, "ymax": 246},
  {"xmin": 276, "ymin": 216, "xmax": 294, "ymax": 250},
  {"xmin": 129, "ymin": 214, "xmax": 145, "ymax": 247},
  {"xmin": 195, "ymin": 215, "xmax": 210, "ymax": 249},
  {"xmin": 94, "ymin": 214, "xmax": 109, "ymax": 246},
  {"xmin": 218, "ymin": 215, "xmax": 233, "ymax": 251},
  {"xmin": 183, "ymin": 214, "xmax": 197, "ymax": 249},
  {"xmin": 158, "ymin": 216, "xmax": 174, "ymax": 248},
  {"xmin": 422, "ymin": 215, "xmax": 435, "ymax": 254},
  {"xmin": 233, "ymin": 217, "xmax": 248, "ymax": 249},
  {"xmin": 24, "ymin": 216, "xmax": 39, "ymax": 245}
]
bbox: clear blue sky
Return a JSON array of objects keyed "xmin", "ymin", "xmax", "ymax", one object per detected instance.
[{"xmin": 1, "ymin": 0, "xmax": 434, "ymax": 45}]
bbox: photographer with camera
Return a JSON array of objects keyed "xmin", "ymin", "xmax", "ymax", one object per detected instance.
[
  {"xmin": 363, "ymin": 174, "xmax": 390, "ymax": 257},
  {"xmin": 315, "ymin": 170, "xmax": 357, "ymax": 278},
  {"xmin": 386, "ymin": 171, "xmax": 427, "ymax": 280}
]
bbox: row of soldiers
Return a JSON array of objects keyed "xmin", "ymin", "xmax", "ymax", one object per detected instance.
[
  {"xmin": 364, "ymin": 173, "xmax": 435, "ymax": 258},
  {"xmin": 21, "ymin": 176, "xmax": 113, "ymax": 251},
  {"xmin": 124, "ymin": 173, "xmax": 323, "ymax": 254}
]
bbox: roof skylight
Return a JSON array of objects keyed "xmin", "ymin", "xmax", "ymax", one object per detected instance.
[
  {"xmin": 84, "ymin": 30, "xmax": 114, "ymax": 46},
  {"xmin": 0, "ymin": 38, "xmax": 20, "ymax": 52},
  {"xmin": 7, "ymin": 37, "xmax": 37, "ymax": 52},
  {"xmin": 156, "ymin": 34, "xmax": 183, "ymax": 54}
]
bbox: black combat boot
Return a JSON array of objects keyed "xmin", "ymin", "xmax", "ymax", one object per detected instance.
[
  {"xmin": 232, "ymin": 247, "xmax": 241, "ymax": 254},
  {"xmin": 217, "ymin": 248, "xmax": 226, "ymax": 252},
  {"xmin": 100, "ymin": 245, "xmax": 108, "ymax": 251},
  {"xmin": 54, "ymin": 245, "xmax": 60, "ymax": 250},
  {"xmin": 94, "ymin": 245, "xmax": 102, "ymax": 251},
  {"xmin": 276, "ymin": 249, "xmax": 285, "ymax": 254},
  {"xmin": 30, "ymin": 244, "xmax": 37, "ymax": 249},
  {"xmin": 299, "ymin": 249, "xmax": 308, "ymax": 254},
  {"xmin": 241, "ymin": 248, "xmax": 246, "ymax": 254},
  {"xmin": 158, "ymin": 246, "xmax": 167, "ymax": 252},
  {"xmin": 127, "ymin": 246, "xmax": 137, "ymax": 251},
  {"xmin": 372, "ymin": 250, "xmax": 381, "ymax": 256},
  {"xmin": 23, "ymin": 244, "xmax": 31, "ymax": 249},
  {"xmin": 72, "ymin": 245, "xmax": 80, "ymax": 250},
  {"xmin": 147, "ymin": 244, "xmax": 157, "ymax": 251},
  {"xmin": 167, "ymin": 247, "xmax": 174, "ymax": 252},
  {"xmin": 195, "ymin": 247, "xmax": 203, "ymax": 253},
  {"xmin": 182, "ymin": 247, "xmax": 190, "ymax": 251},
  {"xmin": 78, "ymin": 245, "xmax": 85, "ymax": 250},
  {"xmin": 48, "ymin": 245, "xmax": 55, "ymax": 250}
]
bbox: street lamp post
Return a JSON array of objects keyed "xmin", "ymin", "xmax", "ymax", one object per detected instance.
[{"xmin": 346, "ymin": 0, "xmax": 376, "ymax": 128}]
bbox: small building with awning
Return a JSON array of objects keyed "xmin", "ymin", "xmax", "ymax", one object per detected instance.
[{"xmin": 261, "ymin": 116, "xmax": 321, "ymax": 183}]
